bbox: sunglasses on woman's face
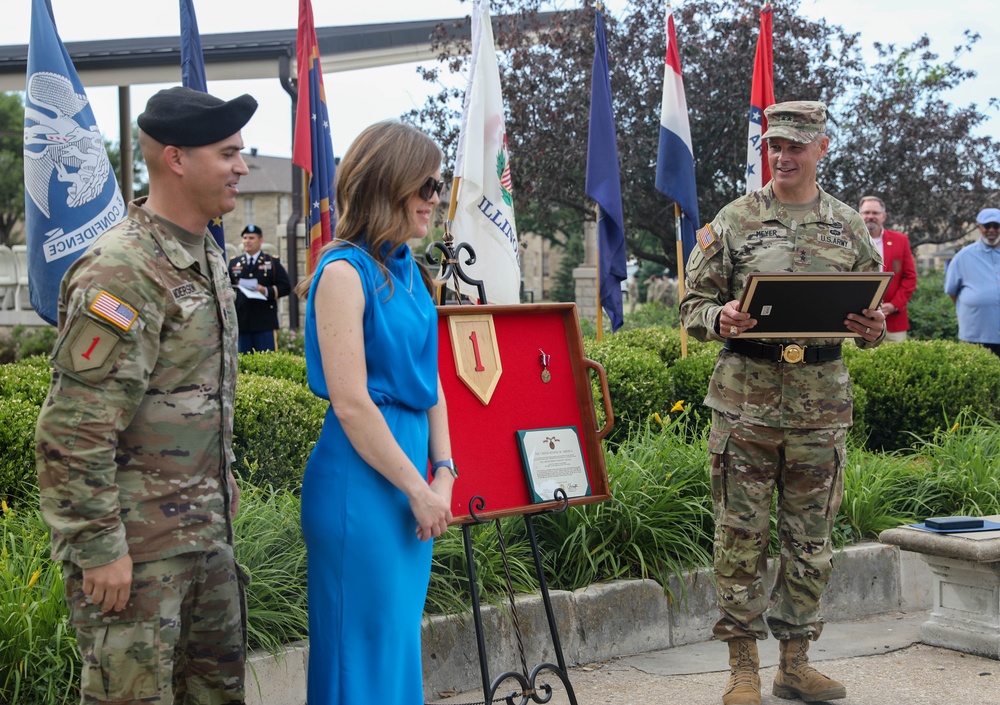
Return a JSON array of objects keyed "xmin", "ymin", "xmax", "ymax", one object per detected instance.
[{"xmin": 419, "ymin": 177, "xmax": 445, "ymax": 202}]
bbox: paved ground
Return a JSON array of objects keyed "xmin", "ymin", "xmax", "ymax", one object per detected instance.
[{"xmin": 430, "ymin": 611, "xmax": 1000, "ymax": 705}]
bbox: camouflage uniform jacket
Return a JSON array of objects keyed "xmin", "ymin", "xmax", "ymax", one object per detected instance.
[
  {"xmin": 679, "ymin": 182, "xmax": 883, "ymax": 429},
  {"xmin": 35, "ymin": 199, "xmax": 238, "ymax": 569}
]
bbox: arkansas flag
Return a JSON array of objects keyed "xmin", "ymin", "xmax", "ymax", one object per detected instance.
[
  {"xmin": 654, "ymin": 8, "xmax": 699, "ymax": 268},
  {"xmin": 451, "ymin": 0, "xmax": 520, "ymax": 304},
  {"xmin": 292, "ymin": 0, "xmax": 336, "ymax": 272},
  {"xmin": 745, "ymin": 3, "xmax": 774, "ymax": 194}
]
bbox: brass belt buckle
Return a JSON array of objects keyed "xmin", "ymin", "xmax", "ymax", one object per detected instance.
[{"xmin": 781, "ymin": 344, "xmax": 806, "ymax": 364}]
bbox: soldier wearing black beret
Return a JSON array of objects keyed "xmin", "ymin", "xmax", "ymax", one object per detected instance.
[{"xmin": 37, "ymin": 85, "xmax": 257, "ymax": 704}]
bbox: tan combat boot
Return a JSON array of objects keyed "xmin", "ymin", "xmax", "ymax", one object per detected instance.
[
  {"xmin": 722, "ymin": 637, "xmax": 761, "ymax": 705},
  {"xmin": 773, "ymin": 636, "xmax": 847, "ymax": 701}
]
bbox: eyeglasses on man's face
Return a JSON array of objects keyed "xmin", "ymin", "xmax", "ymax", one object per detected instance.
[{"xmin": 982, "ymin": 222, "xmax": 1000, "ymax": 232}]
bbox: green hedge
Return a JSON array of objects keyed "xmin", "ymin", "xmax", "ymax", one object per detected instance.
[
  {"xmin": 669, "ymin": 347, "xmax": 720, "ymax": 430},
  {"xmin": 0, "ymin": 354, "xmax": 52, "ymax": 406},
  {"xmin": 845, "ymin": 339, "xmax": 1000, "ymax": 451},
  {"xmin": 583, "ymin": 338, "xmax": 674, "ymax": 445},
  {"xmin": 0, "ymin": 357, "xmax": 52, "ymax": 502},
  {"xmin": 233, "ymin": 374, "xmax": 327, "ymax": 491},
  {"xmin": 238, "ymin": 350, "xmax": 309, "ymax": 387},
  {"xmin": 907, "ymin": 269, "xmax": 958, "ymax": 341}
]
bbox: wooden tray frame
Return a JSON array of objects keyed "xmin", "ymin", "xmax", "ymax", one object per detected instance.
[{"xmin": 437, "ymin": 303, "xmax": 612, "ymax": 524}]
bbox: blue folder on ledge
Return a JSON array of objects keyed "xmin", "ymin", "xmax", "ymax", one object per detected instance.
[{"xmin": 910, "ymin": 518, "xmax": 1000, "ymax": 533}]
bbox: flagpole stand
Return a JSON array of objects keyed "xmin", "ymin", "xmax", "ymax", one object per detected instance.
[
  {"xmin": 421, "ymin": 248, "xmax": 580, "ymax": 705},
  {"xmin": 426, "ymin": 226, "xmax": 488, "ymax": 304}
]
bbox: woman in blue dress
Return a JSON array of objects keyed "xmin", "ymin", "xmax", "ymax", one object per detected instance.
[{"xmin": 295, "ymin": 121, "xmax": 455, "ymax": 704}]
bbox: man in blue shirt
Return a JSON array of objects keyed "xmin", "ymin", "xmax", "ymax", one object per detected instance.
[{"xmin": 945, "ymin": 207, "xmax": 1000, "ymax": 356}]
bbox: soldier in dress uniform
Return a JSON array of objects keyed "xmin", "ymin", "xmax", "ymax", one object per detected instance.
[
  {"xmin": 680, "ymin": 101, "xmax": 887, "ymax": 705},
  {"xmin": 228, "ymin": 224, "xmax": 290, "ymax": 353},
  {"xmin": 34, "ymin": 86, "xmax": 256, "ymax": 704}
]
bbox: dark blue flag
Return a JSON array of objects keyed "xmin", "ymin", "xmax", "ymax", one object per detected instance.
[
  {"xmin": 23, "ymin": 0, "xmax": 126, "ymax": 325},
  {"xmin": 180, "ymin": 0, "xmax": 226, "ymax": 249},
  {"xmin": 585, "ymin": 8, "xmax": 627, "ymax": 332}
]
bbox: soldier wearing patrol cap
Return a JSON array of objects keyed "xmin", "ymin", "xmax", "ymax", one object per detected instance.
[
  {"xmin": 35, "ymin": 86, "xmax": 257, "ymax": 704},
  {"xmin": 680, "ymin": 101, "xmax": 887, "ymax": 705}
]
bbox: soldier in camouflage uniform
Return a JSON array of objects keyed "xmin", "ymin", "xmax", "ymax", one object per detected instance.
[
  {"xmin": 680, "ymin": 102, "xmax": 887, "ymax": 705},
  {"xmin": 35, "ymin": 87, "xmax": 258, "ymax": 704}
]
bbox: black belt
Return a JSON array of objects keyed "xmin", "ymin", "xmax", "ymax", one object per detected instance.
[{"xmin": 724, "ymin": 339, "xmax": 842, "ymax": 364}]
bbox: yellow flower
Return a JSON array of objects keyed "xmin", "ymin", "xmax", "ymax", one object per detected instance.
[
  {"xmin": 950, "ymin": 422, "xmax": 960, "ymax": 433},
  {"xmin": 1, "ymin": 500, "xmax": 8, "ymax": 514},
  {"xmin": 26, "ymin": 569, "xmax": 42, "ymax": 589},
  {"xmin": 652, "ymin": 413, "xmax": 663, "ymax": 426},
  {"xmin": 670, "ymin": 400, "xmax": 685, "ymax": 413}
]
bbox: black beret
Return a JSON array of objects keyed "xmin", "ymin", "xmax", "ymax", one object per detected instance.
[{"xmin": 138, "ymin": 87, "xmax": 258, "ymax": 147}]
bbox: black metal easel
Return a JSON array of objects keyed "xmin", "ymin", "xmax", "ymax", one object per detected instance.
[{"xmin": 424, "ymin": 235, "xmax": 579, "ymax": 705}]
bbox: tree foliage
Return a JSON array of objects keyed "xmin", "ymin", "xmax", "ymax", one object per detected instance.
[
  {"xmin": 0, "ymin": 92, "xmax": 25, "ymax": 247},
  {"xmin": 411, "ymin": 0, "xmax": 1000, "ymax": 271},
  {"xmin": 823, "ymin": 33, "xmax": 1000, "ymax": 246}
]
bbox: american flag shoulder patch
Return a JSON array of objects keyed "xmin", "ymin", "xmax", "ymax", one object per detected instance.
[
  {"xmin": 697, "ymin": 224, "xmax": 717, "ymax": 251},
  {"xmin": 89, "ymin": 291, "xmax": 137, "ymax": 332}
]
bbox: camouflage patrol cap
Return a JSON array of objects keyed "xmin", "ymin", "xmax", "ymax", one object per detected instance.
[
  {"xmin": 138, "ymin": 87, "xmax": 258, "ymax": 147},
  {"xmin": 762, "ymin": 101, "xmax": 827, "ymax": 143}
]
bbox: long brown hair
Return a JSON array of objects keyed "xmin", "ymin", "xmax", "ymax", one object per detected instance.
[{"xmin": 295, "ymin": 121, "xmax": 441, "ymax": 299}]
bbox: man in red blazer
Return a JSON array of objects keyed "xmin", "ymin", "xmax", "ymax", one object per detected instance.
[{"xmin": 860, "ymin": 196, "xmax": 918, "ymax": 341}]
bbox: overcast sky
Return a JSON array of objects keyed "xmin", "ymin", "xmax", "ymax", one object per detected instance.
[{"xmin": 5, "ymin": 0, "xmax": 998, "ymax": 159}]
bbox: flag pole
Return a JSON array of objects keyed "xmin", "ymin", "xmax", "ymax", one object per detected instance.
[
  {"xmin": 594, "ymin": 1, "xmax": 604, "ymax": 342},
  {"xmin": 674, "ymin": 203, "xmax": 688, "ymax": 358},
  {"xmin": 595, "ymin": 202, "xmax": 603, "ymax": 342},
  {"xmin": 438, "ymin": 176, "xmax": 463, "ymax": 304}
]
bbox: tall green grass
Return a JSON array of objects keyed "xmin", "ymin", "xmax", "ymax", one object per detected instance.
[
  {"xmin": 0, "ymin": 502, "xmax": 78, "ymax": 705},
  {"xmin": 533, "ymin": 413, "xmax": 713, "ymax": 592}
]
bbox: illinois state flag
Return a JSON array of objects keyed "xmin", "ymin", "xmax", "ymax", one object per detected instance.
[
  {"xmin": 292, "ymin": 0, "xmax": 336, "ymax": 272},
  {"xmin": 586, "ymin": 7, "xmax": 627, "ymax": 332},
  {"xmin": 745, "ymin": 4, "xmax": 774, "ymax": 193},
  {"xmin": 179, "ymin": 0, "xmax": 225, "ymax": 249},
  {"xmin": 654, "ymin": 8, "xmax": 699, "ymax": 268},
  {"xmin": 23, "ymin": 0, "xmax": 126, "ymax": 325},
  {"xmin": 451, "ymin": 0, "xmax": 520, "ymax": 305}
]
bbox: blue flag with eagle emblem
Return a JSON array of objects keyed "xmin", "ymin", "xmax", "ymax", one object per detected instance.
[{"xmin": 23, "ymin": 0, "xmax": 125, "ymax": 325}]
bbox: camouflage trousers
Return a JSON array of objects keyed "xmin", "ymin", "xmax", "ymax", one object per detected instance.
[
  {"xmin": 708, "ymin": 411, "xmax": 846, "ymax": 643},
  {"xmin": 63, "ymin": 543, "xmax": 247, "ymax": 704}
]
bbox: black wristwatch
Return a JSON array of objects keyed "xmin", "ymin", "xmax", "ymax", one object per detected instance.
[{"xmin": 431, "ymin": 458, "xmax": 458, "ymax": 479}]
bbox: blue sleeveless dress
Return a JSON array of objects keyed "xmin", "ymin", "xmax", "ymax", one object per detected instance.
[{"xmin": 301, "ymin": 241, "xmax": 438, "ymax": 705}]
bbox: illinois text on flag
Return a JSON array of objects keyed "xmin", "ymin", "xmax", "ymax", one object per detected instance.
[
  {"xmin": 23, "ymin": 0, "xmax": 125, "ymax": 325},
  {"xmin": 292, "ymin": 0, "xmax": 336, "ymax": 272},
  {"xmin": 451, "ymin": 0, "xmax": 520, "ymax": 305},
  {"xmin": 655, "ymin": 8, "xmax": 699, "ymax": 268},
  {"xmin": 586, "ymin": 7, "xmax": 627, "ymax": 332}
]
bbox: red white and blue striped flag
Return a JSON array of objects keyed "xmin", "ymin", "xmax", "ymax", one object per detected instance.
[
  {"xmin": 180, "ymin": 0, "xmax": 226, "ymax": 249},
  {"xmin": 654, "ymin": 7, "xmax": 699, "ymax": 268},
  {"xmin": 745, "ymin": 4, "xmax": 774, "ymax": 193},
  {"xmin": 292, "ymin": 0, "xmax": 336, "ymax": 272}
]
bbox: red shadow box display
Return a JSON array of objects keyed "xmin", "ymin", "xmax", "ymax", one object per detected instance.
[{"xmin": 437, "ymin": 303, "xmax": 612, "ymax": 523}]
